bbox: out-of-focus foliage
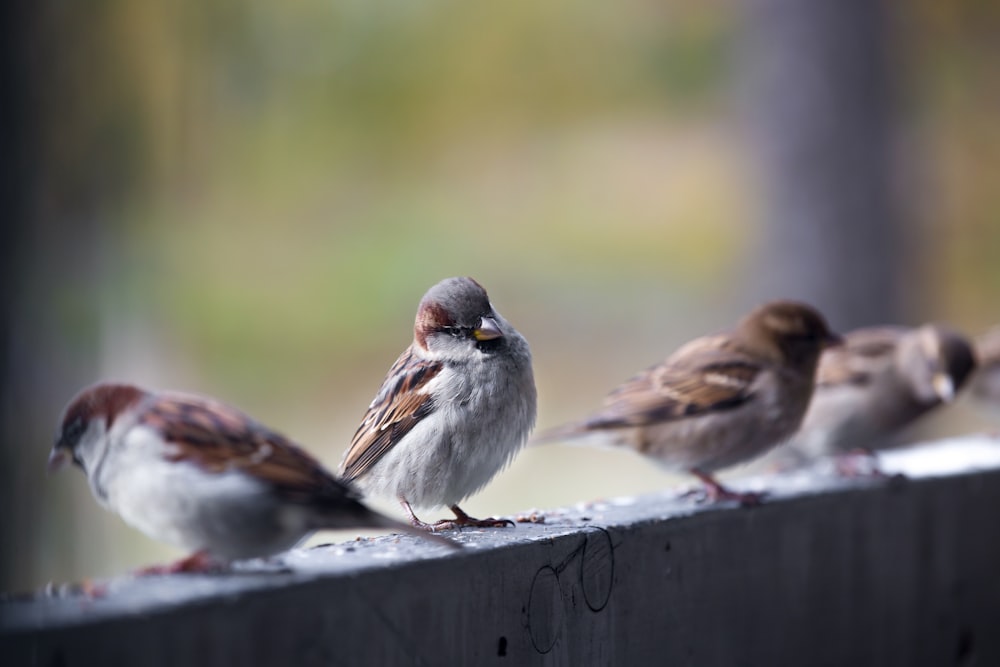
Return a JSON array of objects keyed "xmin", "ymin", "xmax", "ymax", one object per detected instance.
[
  {"xmin": 78, "ymin": 1, "xmax": 750, "ymax": 416},
  {"xmin": 907, "ymin": 1, "xmax": 1000, "ymax": 318}
]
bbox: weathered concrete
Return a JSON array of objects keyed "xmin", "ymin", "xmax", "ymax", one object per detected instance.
[{"xmin": 3, "ymin": 437, "xmax": 1000, "ymax": 666}]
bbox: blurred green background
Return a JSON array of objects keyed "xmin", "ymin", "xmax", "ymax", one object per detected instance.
[{"xmin": 2, "ymin": 0, "xmax": 998, "ymax": 593}]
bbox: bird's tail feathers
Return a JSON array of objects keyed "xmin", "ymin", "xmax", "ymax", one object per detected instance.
[
  {"xmin": 530, "ymin": 421, "xmax": 606, "ymax": 447},
  {"xmin": 531, "ymin": 423, "xmax": 580, "ymax": 445}
]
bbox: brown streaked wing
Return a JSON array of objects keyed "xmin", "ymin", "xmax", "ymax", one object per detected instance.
[
  {"xmin": 142, "ymin": 395, "xmax": 349, "ymax": 505},
  {"xmin": 666, "ymin": 332, "xmax": 733, "ymax": 361},
  {"xmin": 585, "ymin": 351, "xmax": 760, "ymax": 429},
  {"xmin": 816, "ymin": 327, "xmax": 902, "ymax": 388},
  {"xmin": 339, "ymin": 348, "xmax": 443, "ymax": 482}
]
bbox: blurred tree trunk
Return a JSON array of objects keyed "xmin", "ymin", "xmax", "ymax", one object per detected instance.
[
  {"xmin": 1, "ymin": 2, "xmax": 137, "ymax": 592},
  {"xmin": 0, "ymin": 0, "xmax": 46, "ymax": 595},
  {"xmin": 740, "ymin": 0, "xmax": 910, "ymax": 330}
]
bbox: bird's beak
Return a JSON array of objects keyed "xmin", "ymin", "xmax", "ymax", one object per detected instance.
[
  {"xmin": 47, "ymin": 443, "xmax": 70, "ymax": 474},
  {"xmin": 473, "ymin": 316, "xmax": 503, "ymax": 341},
  {"xmin": 823, "ymin": 331, "xmax": 845, "ymax": 349},
  {"xmin": 932, "ymin": 372, "xmax": 956, "ymax": 403}
]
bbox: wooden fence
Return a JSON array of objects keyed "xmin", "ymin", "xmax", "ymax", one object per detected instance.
[{"xmin": 3, "ymin": 437, "xmax": 1000, "ymax": 666}]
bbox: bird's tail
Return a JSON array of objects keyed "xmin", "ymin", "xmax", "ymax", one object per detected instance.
[
  {"xmin": 530, "ymin": 421, "xmax": 588, "ymax": 446},
  {"xmin": 530, "ymin": 416, "xmax": 626, "ymax": 448},
  {"xmin": 531, "ymin": 418, "xmax": 639, "ymax": 453}
]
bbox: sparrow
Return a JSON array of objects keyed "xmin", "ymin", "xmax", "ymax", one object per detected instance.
[
  {"xmin": 784, "ymin": 324, "xmax": 977, "ymax": 474},
  {"xmin": 48, "ymin": 382, "xmax": 456, "ymax": 573},
  {"xmin": 339, "ymin": 276, "xmax": 537, "ymax": 530},
  {"xmin": 968, "ymin": 326, "xmax": 1000, "ymax": 415},
  {"xmin": 536, "ymin": 300, "xmax": 841, "ymax": 505}
]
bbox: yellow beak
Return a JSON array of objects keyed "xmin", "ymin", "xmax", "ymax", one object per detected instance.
[
  {"xmin": 932, "ymin": 372, "xmax": 955, "ymax": 402},
  {"xmin": 47, "ymin": 446, "xmax": 70, "ymax": 474},
  {"xmin": 472, "ymin": 316, "xmax": 503, "ymax": 341}
]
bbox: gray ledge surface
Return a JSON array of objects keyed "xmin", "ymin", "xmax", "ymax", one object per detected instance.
[{"xmin": 3, "ymin": 436, "xmax": 1000, "ymax": 666}]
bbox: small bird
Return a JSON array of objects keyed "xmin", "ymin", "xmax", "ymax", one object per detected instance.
[
  {"xmin": 536, "ymin": 301, "xmax": 841, "ymax": 505},
  {"xmin": 339, "ymin": 276, "xmax": 536, "ymax": 530},
  {"xmin": 48, "ymin": 382, "xmax": 456, "ymax": 573},
  {"xmin": 968, "ymin": 326, "xmax": 1000, "ymax": 416},
  {"xmin": 785, "ymin": 324, "xmax": 977, "ymax": 474}
]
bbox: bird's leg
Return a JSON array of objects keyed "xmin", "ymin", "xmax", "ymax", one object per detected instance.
[
  {"xmin": 135, "ymin": 550, "xmax": 222, "ymax": 576},
  {"xmin": 399, "ymin": 497, "xmax": 514, "ymax": 531},
  {"xmin": 834, "ymin": 449, "xmax": 886, "ymax": 478},
  {"xmin": 429, "ymin": 505, "xmax": 515, "ymax": 531},
  {"xmin": 451, "ymin": 505, "xmax": 515, "ymax": 528},
  {"xmin": 80, "ymin": 578, "xmax": 107, "ymax": 598},
  {"xmin": 688, "ymin": 469, "xmax": 765, "ymax": 507},
  {"xmin": 399, "ymin": 498, "xmax": 435, "ymax": 530}
]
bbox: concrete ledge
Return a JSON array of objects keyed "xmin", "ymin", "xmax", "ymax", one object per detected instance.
[{"xmin": 4, "ymin": 437, "xmax": 1000, "ymax": 666}]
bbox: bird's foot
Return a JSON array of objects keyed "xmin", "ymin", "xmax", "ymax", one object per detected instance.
[
  {"xmin": 430, "ymin": 505, "xmax": 515, "ymax": 530},
  {"xmin": 834, "ymin": 450, "xmax": 887, "ymax": 478},
  {"xmin": 398, "ymin": 500, "xmax": 514, "ymax": 531},
  {"xmin": 135, "ymin": 551, "xmax": 223, "ymax": 576},
  {"xmin": 686, "ymin": 470, "xmax": 766, "ymax": 507},
  {"xmin": 707, "ymin": 485, "xmax": 765, "ymax": 507},
  {"xmin": 80, "ymin": 578, "xmax": 108, "ymax": 598}
]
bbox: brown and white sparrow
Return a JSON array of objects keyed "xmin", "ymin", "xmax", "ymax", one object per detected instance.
[
  {"xmin": 785, "ymin": 324, "xmax": 977, "ymax": 474},
  {"xmin": 49, "ymin": 382, "xmax": 456, "ymax": 572},
  {"xmin": 536, "ymin": 301, "xmax": 841, "ymax": 505},
  {"xmin": 338, "ymin": 277, "xmax": 537, "ymax": 530},
  {"xmin": 968, "ymin": 326, "xmax": 1000, "ymax": 416}
]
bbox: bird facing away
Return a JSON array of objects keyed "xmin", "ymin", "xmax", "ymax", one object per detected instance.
[
  {"xmin": 339, "ymin": 277, "xmax": 537, "ymax": 530},
  {"xmin": 784, "ymin": 324, "xmax": 977, "ymax": 474},
  {"xmin": 536, "ymin": 300, "xmax": 841, "ymax": 505},
  {"xmin": 49, "ymin": 382, "xmax": 456, "ymax": 573}
]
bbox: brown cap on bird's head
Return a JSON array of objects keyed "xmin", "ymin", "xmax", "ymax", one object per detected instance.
[
  {"xmin": 414, "ymin": 277, "xmax": 503, "ymax": 351},
  {"xmin": 739, "ymin": 300, "xmax": 842, "ymax": 367},
  {"xmin": 49, "ymin": 383, "xmax": 146, "ymax": 473}
]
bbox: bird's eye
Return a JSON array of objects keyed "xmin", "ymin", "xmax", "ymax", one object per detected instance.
[{"xmin": 65, "ymin": 417, "xmax": 86, "ymax": 444}]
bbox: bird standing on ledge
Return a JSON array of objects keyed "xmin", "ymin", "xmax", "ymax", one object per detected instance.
[
  {"xmin": 339, "ymin": 276, "xmax": 537, "ymax": 530},
  {"xmin": 536, "ymin": 301, "xmax": 841, "ymax": 505},
  {"xmin": 785, "ymin": 324, "xmax": 977, "ymax": 475},
  {"xmin": 49, "ymin": 382, "xmax": 456, "ymax": 574}
]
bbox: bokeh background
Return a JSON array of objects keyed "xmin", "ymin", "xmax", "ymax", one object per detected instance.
[{"xmin": 2, "ymin": 0, "xmax": 998, "ymax": 593}]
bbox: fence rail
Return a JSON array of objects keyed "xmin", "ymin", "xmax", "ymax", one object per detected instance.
[{"xmin": 3, "ymin": 437, "xmax": 1000, "ymax": 666}]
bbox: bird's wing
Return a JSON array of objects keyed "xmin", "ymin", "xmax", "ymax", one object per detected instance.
[
  {"xmin": 816, "ymin": 327, "xmax": 902, "ymax": 388},
  {"xmin": 339, "ymin": 346, "xmax": 443, "ymax": 482},
  {"xmin": 141, "ymin": 394, "xmax": 354, "ymax": 505},
  {"xmin": 584, "ymin": 344, "xmax": 761, "ymax": 429}
]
